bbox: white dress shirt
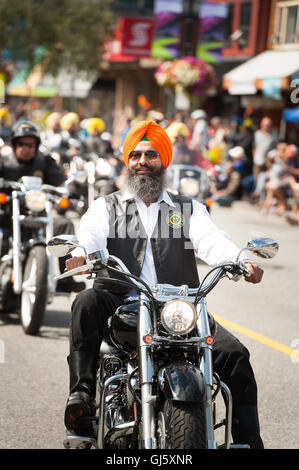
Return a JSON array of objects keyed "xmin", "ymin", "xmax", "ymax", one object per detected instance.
[{"xmin": 73, "ymin": 189, "xmax": 250, "ymax": 288}]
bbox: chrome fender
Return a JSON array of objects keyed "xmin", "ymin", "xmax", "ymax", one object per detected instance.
[{"xmin": 158, "ymin": 362, "xmax": 206, "ymax": 402}]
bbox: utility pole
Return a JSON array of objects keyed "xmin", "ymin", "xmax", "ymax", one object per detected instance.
[{"xmin": 180, "ymin": 0, "xmax": 201, "ymax": 57}]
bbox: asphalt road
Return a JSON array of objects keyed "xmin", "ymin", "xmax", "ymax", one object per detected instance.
[{"xmin": 0, "ymin": 200, "xmax": 298, "ymax": 450}]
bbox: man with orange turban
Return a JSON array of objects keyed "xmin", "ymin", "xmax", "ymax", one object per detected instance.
[
  {"xmin": 122, "ymin": 120, "xmax": 173, "ymax": 168},
  {"xmin": 62, "ymin": 120, "xmax": 264, "ymax": 450}
]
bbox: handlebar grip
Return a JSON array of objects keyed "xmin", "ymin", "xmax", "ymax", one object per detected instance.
[{"xmin": 238, "ymin": 261, "xmax": 251, "ymax": 277}]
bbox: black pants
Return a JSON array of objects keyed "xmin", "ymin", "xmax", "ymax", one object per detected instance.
[{"xmin": 69, "ymin": 287, "xmax": 258, "ymax": 408}]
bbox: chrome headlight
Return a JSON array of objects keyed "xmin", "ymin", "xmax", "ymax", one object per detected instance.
[
  {"xmin": 161, "ymin": 299, "xmax": 197, "ymax": 336},
  {"xmin": 25, "ymin": 190, "xmax": 47, "ymax": 212},
  {"xmin": 179, "ymin": 177, "xmax": 200, "ymax": 197}
]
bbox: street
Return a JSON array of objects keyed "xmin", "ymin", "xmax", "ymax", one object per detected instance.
[{"xmin": 0, "ymin": 200, "xmax": 298, "ymax": 450}]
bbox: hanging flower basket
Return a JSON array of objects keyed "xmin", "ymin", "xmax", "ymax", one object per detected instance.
[{"xmin": 155, "ymin": 56, "xmax": 217, "ymax": 96}]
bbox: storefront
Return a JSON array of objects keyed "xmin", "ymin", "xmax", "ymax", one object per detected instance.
[{"xmin": 222, "ymin": 49, "xmax": 299, "ymax": 142}]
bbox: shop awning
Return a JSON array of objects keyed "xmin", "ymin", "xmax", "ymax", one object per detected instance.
[
  {"xmin": 223, "ymin": 50, "xmax": 299, "ymax": 95},
  {"xmin": 6, "ymin": 66, "xmax": 95, "ymax": 99}
]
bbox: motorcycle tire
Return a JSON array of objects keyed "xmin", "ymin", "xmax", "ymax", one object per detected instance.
[
  {"xmin": 20, "ymin": 245, "xmax": 48, "ymax": 335},
  {"xmin": 157, "ymin": 399, "xmax": 206, "ymax": 449}
]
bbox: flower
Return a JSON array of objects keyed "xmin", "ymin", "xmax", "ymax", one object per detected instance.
[{"xmin": 155, "ymin": 56, "xmax": 217, "ymax": 96}]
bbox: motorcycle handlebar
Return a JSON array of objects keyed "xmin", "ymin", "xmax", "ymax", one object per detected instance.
[
  {"xmin": 0, "ymin": 179, "xmax": 23, "ymax": 191},
  {"xmin": 0, "ymin": 178, "xmax": 68, "ymax": 196},
  {"xmin": 54, "ymin": 253, "xmax": 249, "ymax": 303},
  {"xmin": 41, "ymin": 184, "xmax": 68, "ymax": 195}
]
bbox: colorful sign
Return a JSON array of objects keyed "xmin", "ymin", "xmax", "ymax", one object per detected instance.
[
  {"xmin": 151, "ymin": 0, "xmax": 183, "ymax": 59},
  {"xmin": 197, "ymin": 2, "xmax": 228, "ymax": 64},
  {"xmin": 120, "ymin": 17, "xmax": 155, "ymax": 57},
  {"xmin": 152, "ymin": 0, "xmax": 227, "ymax": 63}
]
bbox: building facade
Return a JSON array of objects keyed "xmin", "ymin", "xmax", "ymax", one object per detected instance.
[
  {"xmin": 222, "ymin": 0, "xmax": 299, "ymax": 142},
  {"xmin": 95, "ymin": 0, "xmax": 273, "ymax": 136}
]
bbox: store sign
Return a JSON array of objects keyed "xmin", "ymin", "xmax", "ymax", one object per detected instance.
[
  {"xmin": 241, "ymin": 96, "xmax": 286, "ymax": 109},
  {"xmin": 120, "ymin": 18, "xmax": 155, "ymax": 57}
]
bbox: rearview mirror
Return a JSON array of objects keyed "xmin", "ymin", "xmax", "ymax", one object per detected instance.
[
  {"xmin": 47, "ymin": 235, "xmax": 81, "ymax": 257},
  {"xmin": 246, "ymin": 238, "xmax": 279, "ymax": 259}
]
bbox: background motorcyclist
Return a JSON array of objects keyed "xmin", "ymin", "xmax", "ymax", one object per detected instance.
[
  {"xmin": 62, "ymin": 120, "xmax": 264, "ymax": 448},
  {"xmin": 0, "ymin": 120, "xmax": 85, "ymax": 293},
  {"xmin": 0, "ymin": 106, "xmax": 12, "ymax": 143},
  {"xmin": 40, "ymin": 112, "xmax": 64, "ymax": 153},
  {"xmin": 83, "ymin": 118, "xmax": 113, "ymax": 156}
]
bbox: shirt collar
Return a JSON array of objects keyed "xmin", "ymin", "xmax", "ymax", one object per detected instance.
[{"xmin": 120, "ymin": 188, "xmax": 176, "ymax": 208}]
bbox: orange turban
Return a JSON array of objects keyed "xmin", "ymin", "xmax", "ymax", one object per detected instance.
[{"xmin": 122, "ymin": 120, "xmax": 173, "ymax": 168}]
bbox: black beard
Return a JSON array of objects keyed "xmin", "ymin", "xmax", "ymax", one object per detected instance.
[{"xmin": 126, "ymin": 167, "xmax": 166, "ymax": 203}]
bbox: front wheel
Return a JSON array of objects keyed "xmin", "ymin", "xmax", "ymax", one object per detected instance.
[
  {"xmin": 157, "ymin": 400, "xmax": 206, "ymax": 449},
  {"xmin": 21, "ymin": 245, "xmax": 48, "ymax": 335}
]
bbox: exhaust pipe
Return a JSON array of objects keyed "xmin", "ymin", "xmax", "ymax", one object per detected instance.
[{"xmin": 105, "ymin": 421, "xmax": 136, "ymax": 446}]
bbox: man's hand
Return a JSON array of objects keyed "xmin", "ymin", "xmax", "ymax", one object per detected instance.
[
  {"xmin": 244, "ymin": 262, "xmax": 264, "ymax": 284},
  {"xmin": 65, "ymin": 256, "xmax": 89, "ymax": 275}
]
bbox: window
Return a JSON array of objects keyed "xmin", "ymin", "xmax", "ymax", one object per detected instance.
[
  {"xmin": 219, "ymin": 0, "xmax": 260, "ymax": 57},
  {"xmin": 224, "ymin": 3, "xmax": 235, "ymax": 48},
  {"xmin": 275, "ymin": 1, "xmax": 299, "ymax": 45},
  {"xmin": 114, "ymin": 0, "xmax": 154, "ymax": 15},
  {"xmin": 240, "ymin": 1, "xmax": 252, "ymax": 47}
]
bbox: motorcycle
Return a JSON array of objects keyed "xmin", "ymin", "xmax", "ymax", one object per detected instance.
[
  {"xmin": 48, "ymin": 235, "xmax": 278, "ymax": 449},
  {"xmin": 166, "ymin": 164, "xmax": 214, "ymax": 212},
  {"xmin": 0, "ymin": 176, "xmax": 71, "ymax": 335},
  {"xmin": 62, "ymin": 153, "xmax": 119, "ymax": 211},
  {"xmin": 87, "ymin": 153, "xmax": 120, "ymax": 199}
]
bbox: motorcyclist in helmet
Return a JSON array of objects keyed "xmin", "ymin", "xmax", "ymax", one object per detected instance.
[{"xmin": 0, "ymin": 120, "xmax": 85, "ymax": 293}]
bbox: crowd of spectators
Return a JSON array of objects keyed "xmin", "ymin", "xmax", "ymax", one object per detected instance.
[
  {"xmin": 1, "ymin": 102, "xmax": 298, "ymax": 226},
  {"xmin": 146, "ymin": 108, "xmax": 299, "ymax": 227}
]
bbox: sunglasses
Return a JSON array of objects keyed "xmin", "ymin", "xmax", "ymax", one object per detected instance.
[
  {"xmin": 129, "ymin": 150, "xmax": 159, "ymax": 161},
  {"xmin": 16, "ymin": 141, "xmax": 36, "ymax": 149}
]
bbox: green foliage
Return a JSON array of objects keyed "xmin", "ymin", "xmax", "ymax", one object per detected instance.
[{"xmin": 0, "ymin": 0, "xmax": 116, "ymax": 74}]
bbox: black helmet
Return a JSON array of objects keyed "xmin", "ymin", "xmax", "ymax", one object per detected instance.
[{"xmin": 11, "ymin": 121, "xmax": 41, "ymax": 148}]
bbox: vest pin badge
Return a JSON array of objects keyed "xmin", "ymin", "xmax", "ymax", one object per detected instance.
[{"xmin": 167, "ymin": 211, "xmax": 184, "ymax": 229}]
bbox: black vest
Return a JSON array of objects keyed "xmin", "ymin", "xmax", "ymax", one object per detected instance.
[
  {"xmin": 0, "ymin": 151, "xmax": 47, "ymax": 181},
  {"xmin": 94, "ymin": 190, "xmax": 199, "ymax": 294},
  {"xmin": 0, "ymin": 151, "xmax": 65, "ymax": 187}
]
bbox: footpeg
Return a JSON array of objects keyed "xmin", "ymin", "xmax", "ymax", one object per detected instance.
[
  {"xmin": 63, "ymin": 435, "xmax": 97, "ymax": 449},
  {"xmin": 230, "ymin": 443, "xmax": 250, "ymax": 449}
]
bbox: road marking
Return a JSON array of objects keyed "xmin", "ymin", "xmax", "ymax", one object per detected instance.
[{"xmin": 214, "ymin": 314, "xmax": 299, "ymax": 360}]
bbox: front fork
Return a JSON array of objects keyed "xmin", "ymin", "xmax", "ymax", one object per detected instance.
[
  {"xmin": 11, "ymin": 192, "xmax": 55, "ymax": 299},
  {"xmin": 12, "ymin": 192, "xmax": 22, "ymax": 294},
  {"xmin": 137, "ymin": 296, "xmax": 233, "ymax": 450},
  {"xmin": 45, "ymin": 200, "xmax": 55, "ymax": 301},
  {"xmin": 138, "ymin": 293, "xmax": 156, "ymax": 449},
  {"xmin": 137, "ymin": 295, "xmax": 219, "ymax": 450},
  {"xmin": 197, "ymin": 299, "xmax": 232, "ymax": 449}
]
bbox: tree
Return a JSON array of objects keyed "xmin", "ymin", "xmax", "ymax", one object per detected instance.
[{"xmin": 0, "ymin": 0, "xmax": 116, "ymax": 75}]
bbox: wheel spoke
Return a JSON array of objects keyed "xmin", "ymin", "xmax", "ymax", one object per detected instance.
[{"xmin": 22, "ymin": 282, "xmax": 36, "ymax": 294}]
